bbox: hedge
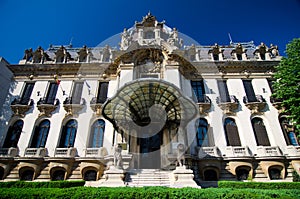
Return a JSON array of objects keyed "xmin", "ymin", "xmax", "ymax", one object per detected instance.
[
  {"xmin": 0, "ymin": 180, "xmax": 85, "ymax": 188},
  {"xmin": 0, "ymin": 187, "xmax": 299, "ymax": 199},
  {"xmin": 218, "ymin": 181, "xmax": 300, "ymax": 189}
]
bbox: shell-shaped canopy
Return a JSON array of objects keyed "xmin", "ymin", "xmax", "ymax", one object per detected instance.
[{"xmin": 102, "ymin": 79, "xmax": 198, "ymax": 133}]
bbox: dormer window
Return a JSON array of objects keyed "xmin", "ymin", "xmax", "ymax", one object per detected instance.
[{"xmin": 144, "ymin": 31, "xmax": 155, "ymax": 39}]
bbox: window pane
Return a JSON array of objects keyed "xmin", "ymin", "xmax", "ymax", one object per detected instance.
[
  {"xmin": 3, "ymin": 120, "xmax": 24, "ymax": 148},
  {"xmin": 59, "ymin": 120, "xmax": 77, "ymax": 148},
  {"xmin": 20, "ymin": 82, "xmax": 35, "ymax": 105},
  {"xmin": 243, "ymin": 80, "xmax": 256, "ymax": 102},
  {"xmin": 217, "ymin": 80, "xmax": 230, "ymax": 102},
  {"xmin": 224, "ymin": 118, "xmax": 241, "ymax": 146},
  {"xmin": 191, "ymin": 80, "xmax": 205, "ymax": 102},
  {"xmin": 97, "ymin": 82, "xmax": 109, "ymax": 103},
  {"xmin": 252, "ymin": 118, "xmax": 270, "ymax": 146},
  {"xmin": 45, "ymin": 83, "xmax": 58, "ymax": 104},
  {"xmin": 71, "ymin": 82, "xmax": 84, "ymax": 104},
  {"xmin": 31, "ymin": 120, "xmax": 50, "ymax": 148},
  {"xmin": 197, "ymin": 119, "xmax": 208, "ymax": 147},
  {"xmin": 91, "ymin": 120, "xmax": 105, "ymax": 148}
]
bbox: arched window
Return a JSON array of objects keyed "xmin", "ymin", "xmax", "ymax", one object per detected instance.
[
  {"xmin": 236, "ymin": 166, "xmax": 251, "ymax": 181},
  {"xmin": 59, "ymin": 120, "xmax": 77, "ymax": 148},
  {"xmin": 3, "ymin": 120, "xmax": 24, "ymax": 148},
  {"xmin": 268, "ymin": 167, "xmax": 282, "ymax": 180},
  {"xmin": 251, "ymin": 118, "xmax": 270, "ymax": 146},
  {"xmin": 84, "ymin": 170, "xmax": 97, "ymax": 181},
  {"xmin": 20, "ymin": 168, "xmax": 34, "ymax": 181},
  {"xmin": 224, "ymin": 118, "xmax": 241, "ymax": 146},
  {"xmin": 51, "ymin": 169, "xmax": 65, "ymax": 181},
  {"xmin": 279, "ymin": 117, "xmax": 299, "ymax": 146},
  {"xmin": 30, "ymin": 120, "xmax": 50, "ymax": 148},
  {"xmin": 0, "ymin": 167, "xmax": 4, "ymax": 180},
  {"xmin": 196, "ymin": 118, "xmax": 208, "ymax": 147},
  {"xmin": 90, "ymin": 119, "xmax": 105, "ymax": 148},
  {"xmin": 203, "ymin": 169, "xmax": 218, "ymax": 181}
]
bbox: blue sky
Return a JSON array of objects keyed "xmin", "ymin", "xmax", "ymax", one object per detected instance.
[{"xmin": 0, "ymin": 0, "xmax": 299, "ymax": 64}]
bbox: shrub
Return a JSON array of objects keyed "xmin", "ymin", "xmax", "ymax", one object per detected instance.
[
  {"xmin": 0, "ymin": 180, "xmax": 85, "ymax": 188},
  {"xmin": 293, "ymin": 171, "xmax": 300, "ymax": 182},
  {"xmin": 218, "ymin": 181, "xmax": 300, "ymax": 189}
]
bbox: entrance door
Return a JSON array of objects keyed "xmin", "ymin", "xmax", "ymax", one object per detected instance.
[{"xmin": 139, "ymin": 131, "xmax": 161, "ymax": 169}]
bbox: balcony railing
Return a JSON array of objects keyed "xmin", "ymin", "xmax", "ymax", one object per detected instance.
[
  {"xmin": 216, "ymin": 95, "xmax": 239, "ymax": 114},
  {"xmin": 196, "ymin": 95, "xmax": 211, "ymax": 114},
  {"xmin": 90, "ymin": 97, "xmax": 106, "ymax": 116},
  {"xmin": 24, "ymin": 148, "xmax": 47, "ymax": 157},
  {"xmin": 85, "ymin": 147, "xmax": 108, "ymax": 158},
  {"xmin": 256, "ymin": 146, "xmax": 282, "ymax": 157},
  {"xmin": 197, "ymin": 146, "xmax": 220, "ymax": 158},
  {"xmin": 225, "ymin": 146, "xmax": 251, "ymax": 157},
  {"xmin": 54, "ymin": 147, "xmax": 76, "ymax": 158},
  {"xmin": 37, "ymin": 98, "xmax": 60, "ymax": 117},
  {"xmin": 285, "ymin": 146, "xmax": 300, "ymax": 156},
  {"xmin": 10, "ymin": 98, "xmax": 34, "ymax": 117},
  {"xmin": 0, "ymin": 147, "xmax": 18, "ymax": 157},
  {"xmin": 243, "ymin": 95, "xmax": 266, "ymax": 113},
  {"xmin": 270, "ymin": 96, "xmax": 284, "ymax": 111},
  {"xmin": 63, "ymin": 97, "xmax": 85, "ymax": 116}
]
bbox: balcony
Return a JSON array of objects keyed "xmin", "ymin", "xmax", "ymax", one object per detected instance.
[
  {"xmin": 10, "ymin": 98, "xmax": 34, "ymax": 117},
  {"xmin": 256, "ymin": 146, "xmax": 282, "ymax": 157},
  {"xmin": 270, "ymin": 96, "xmax": 284, "ymax": 111},
  {"xmin": 197, "ymin": 146, "xmax": 220, "ymax": 158},
  {"xmin": 54, "ymin": 147, "xmax": 77, "ymax": 158},
  {"xmin": 243, "ymin": 95, "xmax": 266, "ymax": 114},
  {"xmin": 24, "ymin": 148, "xmax": 47, "ymax": 157},
  {"xmin": 224, "ymin": 146, "xmax": 251, "ymax": 158},
  {"xmin": 37, "ymin": 98, "xmax": 60, "ymax": 117},
  {"xmin": 63, "ymin": 97, "xmax": 85, "ymax": 116},
  {"xmin": 90, "ymin": 97, "xmax": 105, "ymax": 116},
  {"xmin": 196, "ymin": 95, "xmax": 211, "ymax": 114},
  {"xmin": 84, "ymin": 147, "xmax": 108, "ymax": 158},
  {"xmin": 285, "ymin": 146, "xmax": 300, "ymax": 157},
  {"xmin": 216, "ymin": 95, "xmax": 239, "ymax": 114},
  {"xmin": 0, "ymin": 147, "xmax": 18, "ymax": 157}
]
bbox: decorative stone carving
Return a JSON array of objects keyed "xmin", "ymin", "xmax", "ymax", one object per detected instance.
[
  {"xmin": 90, "ymin": 97, "xmax": 103, "ymax": 116},
  {"xmin": 176, "ymin": 143, "xmax": 185, "ymax": 167},
  {"xmin": 102, "ymin": 45, "xmax": 111, "ymax": 62},
  {"xmin": 243, "ymin": 95, "xmax": 266, "ymax": 114},
  {"xmin": 23, "ymin": 48, "xmax": 33, "ymax": 61},
  {"xmin": 63, "ymin": 97, "xmax": 85, "ymax": 116},
  {"xmin": 185, "ymin": 44, "xmax": 197, "ymax": 61},
  {"xmin": 216, "ymin": 95, "xmax": 239, "ymax": 114},
  {"xmin": 114, "ymin": 144, "xmax": 123, "ymax": 169},
  {"xmin": 269, "ymin": 44, "xmax": 279, "ymax": 57},
  {"xmin": 231, "ymin": 43, "xmax": 247, "ymax": 60},
  {"xmin": 120, "ymin": 28, "xmax": 131, "ymax": 50},
  {"xmin": 77, "ymin": 45, "xmax": 89, "ymax": 62},
  {"xmin": 208, "ymin": 43, "xmax": 224, "ymax": 61},
  {"xmin": 254, "ymin": 42, "xmax": 268, "ymax": 60},
  {"xmin": 10, "ymin": 98, "xmax": 34, "ymax": 117},
  {"xmin": 37, "ymin": 98, "xmax": 60, "ymax": 117},
  {"xmin": 55, "ymin": 46, "xmax": 72, "ymax": 63}
]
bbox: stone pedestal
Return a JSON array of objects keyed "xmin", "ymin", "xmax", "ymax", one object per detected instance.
[
  {"xmin": 98, "ymin": 166, "xmax": 125, "ymax": 187},
  {"xmin": 171, "ymin": 166, "xmax": 200, "ymax": 188}
]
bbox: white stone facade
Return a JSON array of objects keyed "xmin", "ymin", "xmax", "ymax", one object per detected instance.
[{"xmin": 0, "ymin": 13, "xmax": 299, "ymax": 186}]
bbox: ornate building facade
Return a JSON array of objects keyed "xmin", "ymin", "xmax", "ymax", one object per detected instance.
[{"xmin": 0, "ymin": 13, "xmax": 299, "ymax": 186}]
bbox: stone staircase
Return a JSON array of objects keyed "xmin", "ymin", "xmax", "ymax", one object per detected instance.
[{"xmin": 125, "ymin": 169, "xmax": 172, "ymax": 187}]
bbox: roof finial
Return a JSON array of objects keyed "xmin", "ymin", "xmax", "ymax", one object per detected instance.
[{"xmin": 148, "ymin": 11, "xmax": 151, "ymax": 16}]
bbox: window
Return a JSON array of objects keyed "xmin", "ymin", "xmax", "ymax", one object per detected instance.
[
  {"xmin": 191, "ymin": 80, "xmax": 205, "ymax": 103},
  {"xmin": 224, "ymin": 118, "xmax": 241, "ymax": 146},
  {"xmin": 30, "ymin": 120, "xmax": 50, "ymax": 148},
  {"xmin": 97, "ymin": 82, "xmax": 109, "ymax": 103},
  {"xmin": 71, "ymin": 81, "xmax": 84, "ymax": 104},
  {"xmin": 236, "ymin": 167, "xmax": 250, "ymax": 181},
  {"xmin": 267, "ymin": 78, "xmax": 275, "ymax": 93},
  {"xmin": 45, "ymin": 82, "xmax": 59, "ymax": 104},
  {"xmin": 20, "ymin": 82, "xmax": 35, "ymax": 105},
  {"xmin": 3, "ymin": 120, "xmax": 24, "ymax": 148},
  {"xmin": 251, "ymin": 118, "xmax": 270, "ymax": 146},
  {"xmin": 268, "ymin": 167, "xmax": 282, "ymax": 180},
  {"xmin": 84, "ymin": 170, "xmax": 97, "ymax": 181},
  {"xmin": 90, "ymin": 119, "xmax": 105, "ymax": 148},
  {"xmin": 51, "ymin": 169, "xmax": 65, "ymax": 181},
  {"xmin": 279, "ymin": 117, "xmax": 299, "ymax": 146},
  {"xmin": 217, "ymin": 80, "xmax": 230, "ymax": 102},
  {"xmin": 196, "ymin": 118, "xmax": 208, "ymax": 147},
  {"xmin": 242, "ymin": 80, "xmax": 257, "ymax": 102},
  {"xmin": 59, "ymin": 120, "xmax": 78, "ymax": 148},
  {"xmin": 0, "ymin": 167, "xmax": 4, "ymax": 180},
  {"xmin": 20, "ymin": 168, "xmax": 34, "ymax": 181},
  {"xmin": 203, "ymin": 169, "xmax": 218, "ymax": 181},
  {"xmin": 144, "ymin": 31, "xmax": 154, "ymax": 39}
]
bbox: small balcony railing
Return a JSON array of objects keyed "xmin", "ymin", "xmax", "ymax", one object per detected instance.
[
  {"xmin": 243, "ymin": 95, "xmax": 266, "ymax": 114},
  {"xmin": 270, "ymin": 96, "xmax": 284, "ymax": 111},
  {"xmin": 54, "ymin": 147, "xmax": 76, "ymax": 158},
  {"xmin": 37, "ymin": 98, "xmax": 60, "ymax": 117},
  {"xmin": 285, "ymin": 146, "xmax": 300, "ymax": 157},
  {"xmin": 197, "ymin": 146, "xmax": 220, "ymax": 158},
  {"xmin": 90, "ymin": 97, "xmax": 106, "ymax": 116},
  {"xmin": 256, "ymin": 146, "xmax": 282, "ymax": 157},
  {"xmin": 10, "ymin": 98, "xmax": 34, "ymax": 117},
  {"xmin": 84, "ymin": 147, "xmax": 108, "ymax": 158},
  {"xmin": 63, "ymin": 97, "xmax": 85, "ymax": 116},
  {"xmin": 196, "ymin": 95, "xmax": 211, "ymax": 114},
  {"xmin": 225, "ymin": 146, "xmax": 251, "ymax": 157},
  {"xmin": 0, "ymin": 147, "xmax": 18, "ymax": 157},
  {"xmin": 216, "ymin": 95, "xmax": 239, "ymax": 114},
  {"xmin": 24, "ymin": 148, "xmax": 47, "ymax": 157}
]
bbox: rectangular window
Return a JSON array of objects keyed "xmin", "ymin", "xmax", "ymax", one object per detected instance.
[
  {"xmin": 71, "ymin": 82, "xmax": 84, "ymax": 104},
  {"xmin": 45, "ymin": 82, "xmax": 59, "ymax": 104},
  {"xmin": 20, "ymin": 82, "xmax": 35, "ymax": 105},
  {"xmin": 97, "ymin": 82, "xmax": 109, "ymax": 103},
  {"xmin": 242, "ymin": 80, "xmax": 257, "ymax": 102},
  {"xmin": 267, "ymin": 78, "xmax": 275, "ymax": 93},
  {"xmin": 217, "ymin": 80, "xmax": 230, "ymax": 102},
  {"xmin": 191, "ymin": 80, "xmax": 205, "ymax": 103}
]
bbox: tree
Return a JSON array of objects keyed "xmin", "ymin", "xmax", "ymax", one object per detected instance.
[{"xmin": 272, "ymin": 38, "xmax": 300, "ymax": 135}]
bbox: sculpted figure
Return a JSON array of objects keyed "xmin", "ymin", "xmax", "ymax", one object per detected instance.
[
  {"xmin": 77, "ymin": 45, "xmax": 88, "ymax": 62},
  {"xmin": 32, "ymin": 46, "xmax": 44, "ymax": 63},
  {"xmin": 23, "ymin": 48, "xmax": 33, "ymax": 61},
  {"xmin": 114, "ymin": 144, "xmax": 123, "ymax": 169},
  {"xmin": 120, "ymin": 28, "xmax": 130, "ymax": 50},
  {"xmin": 176, "ymin": 143, "xmax": 185, "ymax": 167},
  {"xmin": 269, "ymin": 44, "xmax": 279, "ymax": 57}
]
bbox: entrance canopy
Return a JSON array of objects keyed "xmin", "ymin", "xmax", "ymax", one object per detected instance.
[{"xmin": 102, "ymin": 79, "xmax": 198, "ymax": 134}]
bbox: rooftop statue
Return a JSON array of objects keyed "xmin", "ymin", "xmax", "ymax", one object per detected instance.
[
  {"xmin": 120, "ymin": 28, "xmax": 131, "ymax": 50},
  {"xmin": 77, "ymin": 45, "xmax": 88, "ymax": 62},
  {"xmin": 269, "ymin": 44, "xmax": 279, "ymax": 57},
  {"xmin": 176, "ymin": 143, "xmax": 186, "ymax": 167},
  {"xmin": 231, "ymin": 43, "xmax": 247, "ymax": 60},
  {"xmin": 32, "ymin": 46, "xmax": 44, "ymax": 63},
  {"xmin": 23, "ymin": 48, "xmax": 33, "ymax": 61}
]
